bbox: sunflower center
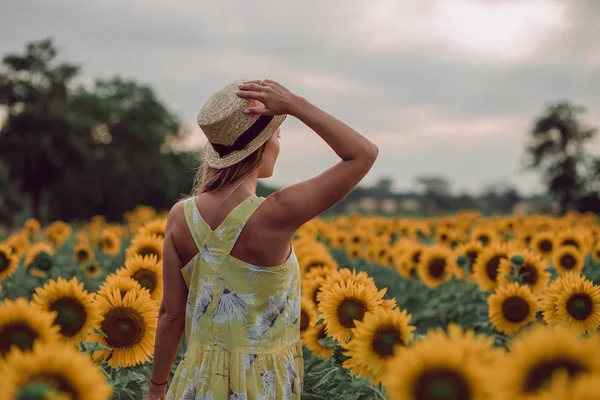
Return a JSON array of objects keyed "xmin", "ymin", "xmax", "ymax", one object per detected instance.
[
  {"xmin": 539, "ymin": 240, "xmax": 553, "ymax": 253},
  {"xmin": 336, "ymin": 298, "xmax": 367, "ymax": 328},
  {"xmin": 101, "ymin": 238, "xmax": 113, "ymax": 249},
  {"xmin": 132, "ymin": 268, "xmax": 157, "ymax": 293},
  {"xmin": 521, "ymin": 264, "xmax": 539, "ymax": 286},
  {"xmin": 560, "ymin": 254, "xmax": 577, "ymax": 270},
  {"xmin": 300, "ymin": 309, "xmax": 310, "ymax": 332},
  {"xmin": 88, "ymin": 264, "xmax": 98, "ymax": 273},
  {"xmin": 317, "ymin": 324, "xmax": 327, "ymax": 344},
  {"xmin": 27, "ymin": 374, "xmax": 77, "ymax": 399},
  {"xmin": 412, "ymin": 251, "xmax": 422, "ymax": 264},
  {"xmin": 414, "ymin": 368, "xmax": 471, "ymax": 400},
  {"xmin": 525, "ymin": 358, "xmax": 585, "ymax": 392},
  {"xmin": 372, "ymin": 326, "xmax": 403, "ymax": 357},
  {"xmin": 478, "ymin": 235, "xmax": 489, "ymax": 246},
  {"xmin": 49, "ymin": 297, "xmax": 88, "ymax": 337},
  {"xmin": 0, "ymin": 252, "xmax": 9, "ymax": 272},
  {"xmin": 379, "ymin": 250, "xmax": 386, "ymax": 257},
  {"xmin": 566, "ymin": 293, "xmax": 593, "ymax": 321},
  {"xmin": 485, "ymin": 255, "xmax": 504, "ymax": 281},
  {"xmin": 76, "ymin": 250, "xmax": 89, "ymax": 262},
  {"xmin": 0, "ymin": 322, "xmax": 39, "ymax": 355},
  {"xmin": 137, "ymin": 246, "xmax": 160, "ymax": 259},
  {"xmin": 15, "ymin": 382, "xmax": 59, "ymax": 400},
  {"xmin": 502, "ymin": 296, "xmax": 530, "ymax": 323},
  {"xmin": 428, "ymin": 257, "xmax": 446, "ymax": 279},
  {"xmin": 101, "ymin": 306, "xmax": 145, "ymax": 348},
  {"xmin": 562, "ymin": 239, "xmax": 579, "ymax": 249}
]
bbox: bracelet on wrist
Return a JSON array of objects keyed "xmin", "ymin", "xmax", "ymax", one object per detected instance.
[{"xmin": 150, "ymin": 378, "xmax": 168, "ymax": 386}]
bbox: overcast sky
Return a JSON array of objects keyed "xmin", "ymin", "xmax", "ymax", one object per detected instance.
[{"xmin": 2, "ymin": 0, "xmax": 599, "ymax": 195}]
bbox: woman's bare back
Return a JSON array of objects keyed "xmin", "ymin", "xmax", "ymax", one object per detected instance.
[{"xmin": 170, "ymin": 190, "xmax": 293, "ymax": 268}]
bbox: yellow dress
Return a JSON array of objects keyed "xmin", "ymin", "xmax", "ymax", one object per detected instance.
[{"xmin": 166, "ymin": 195, "xmax": 303, "ymax": 400}]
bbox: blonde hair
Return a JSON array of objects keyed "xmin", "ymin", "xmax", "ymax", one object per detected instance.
[{"xmin": 192, "ymin": 140, "xmax": 270, "ymax": 194}]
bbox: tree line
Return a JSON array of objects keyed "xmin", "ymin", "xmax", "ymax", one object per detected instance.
[{"xmin": 0, "ymin": 39, "xmax": 599, "ymax": 226}]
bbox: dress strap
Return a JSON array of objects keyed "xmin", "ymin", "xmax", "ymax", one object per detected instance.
[
  {"xmin": 214, "ymin": 195, "xmax": 266, "ymax": 255},
  {"xmin": 182, "ymin": 197, "xmax": 210, "ymax": 250}
]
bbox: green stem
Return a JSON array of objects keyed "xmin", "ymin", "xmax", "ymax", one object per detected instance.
[
  {"xmin": 373, "ymin": 382, "xmax": 387, "ymax": 400},
  {"xmin": 111, "ymin": 367, "xmax": 117, "ymax": 381}
]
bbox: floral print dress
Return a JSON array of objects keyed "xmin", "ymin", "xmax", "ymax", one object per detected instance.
[{"xmin": 166, "ymin": 195, "xmax": 303, "ymax": 400}]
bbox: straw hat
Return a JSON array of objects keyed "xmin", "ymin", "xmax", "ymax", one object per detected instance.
[{"xmin": 198, "ymin": 79, "xmax": 287, "ymax": 169}]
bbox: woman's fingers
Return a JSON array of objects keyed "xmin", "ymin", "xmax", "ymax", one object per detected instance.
[
  {"xmin": 236, "ymin": 90, "xmax": 265, "ymax": 101},
  {"xmin": 244, "ymin": 106, "xmax": 271, "ymax": 115},
  {"xmin": 239, "ymin": 82, "xmax": 265, "ymax": 92}
]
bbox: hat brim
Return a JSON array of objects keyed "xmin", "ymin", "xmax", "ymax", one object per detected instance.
[{"xmin": 203, "ymin": 114, "xmax": 287, "ymax": 169}]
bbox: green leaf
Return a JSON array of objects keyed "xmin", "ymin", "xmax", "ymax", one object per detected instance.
[
  {"xmin": 81, "ymin": 341, "xmax": 111, "ymax": 352},
  {"xmin": 93, "ymin": 327, "xmax": 108, "ymax": 338}
]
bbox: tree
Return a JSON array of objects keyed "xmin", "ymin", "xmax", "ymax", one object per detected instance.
[
  {"xmin": 48, "ymin": 77, "xmax": 195, "ymax": 221},
  {"xmin": 525, "ymin": 101, "xmax": 598, "ymax": 214},
  {"xmin": 0, "ymin": 39, "xmax": 93, "ymax": 221}
]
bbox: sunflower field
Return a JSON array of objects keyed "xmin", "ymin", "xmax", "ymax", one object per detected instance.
[{"xmin": 1, "ymin": 208, "xmax": 600, "ymax": 400}]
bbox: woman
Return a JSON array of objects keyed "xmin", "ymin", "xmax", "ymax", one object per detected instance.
[{"xmin": 145, "ymin": 79, "xmax": 378, "ymax": 400}]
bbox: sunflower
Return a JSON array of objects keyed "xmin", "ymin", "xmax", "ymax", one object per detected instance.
[
  {"xmin": 556, "ymin": 230, "xmax": 587, "ymax": 252},
  {"xmin": 396, "ymin": 244, "xmax": 422, "ymax": 279},
  {"xmin": 470, "ymin": 226, "xmax": 499, "ymax": 247},
  {"xmin": 531, "ymin": 231, "xmax": 556, "ymax": 258},
  {"xmin": 0, "ymin": 298, "xmax": 60, "ymax": 358},
  {"xmin": 24, "ymin": 242, "xmax": 55, "ymax": 277},
  {"xmin": 453, "ymin": 241, "xmax": 483, "ymax": 277},
  {"xmin": 44, "ymin": 221, "xmax": 72, "ymax": 247},
  {"xmin": 302, "ymin": 273, "xmax": 329, "ymax": 308},
  {"xmin": 300, "ymin": 297, "xmax": 317, "ymax": 337},
  {"xmin": 88, "ymin": 287, "xmax": 158, "ymax": 368},
  {"xmin": 343, "ymin": 308, "xmax": 415, "ymax": 384},
  {"xmin": 23, "ymin": 218, "xmax": 41, "ymax": 237},
  {"xmin": 138, "ymin": 217, "xmax": 167, "ymax": 239},
  {"xmin": 303, "ymin": 323, "xmax": 334, "ymax": 359},
  {"xmin": 316, "ymin": 268, "xmax": 377, "ymax": 304},
  {"xmin": 346, "ymin": 244, "xmax": 364, "ymax": 261},
  {"xmin": 417, "ymin": 245, "xmax": 460, "ymax": 289},
  {"xmin": 73, "ymin": 243, "xmax": 93, "ymax": 264},
  {"xmin": 498, "ymin": 325, "xmax": 600, "ymax": 397},
  {"xmin": 551, "ymin": 274, "xmax": 600, "ymax": 334},
  {"xmin": 0, "ymin": 243, "xmax": 19, "ymax": 282},
  {"xmin": 383, "ymin": 334, "xmax": 489, "ymax": 400},
  {"xmin": 96, "ymin": 273, "xmax": 142, "ymax": 301},
  {"xmin": 472, "ymin": 243, "xmax": 511, "ymax": 291},
  {"xmin": 99, "ymin": 229, "xmax": 121, "ymax": 256},
  {"xmin": 488, "ymin": 282, "xmax": 538, "ymax": 335},
  {"xmin": 32, "ymin": 277, "xmax": 101, "ymax": 346},
  {"xmin": 117, "ymin": 254, "xmax": 163, "ymax": 302},
  {"xmin": 5, "ymin": 232, "xmax": 31, "ymax": 260},
  {"xmin": 318, "ymin": 281, "xmax": 385, "ymax": 343},
  {"xmin": 593, "ymin": 244, "xmax": 600, "ymax": 263},
  {"xmin": 496, "ymin": 250, "xmax": 551, "ymax": 294},
  {"xmin": 426, "ymin": 323, "xmax": 504, "ymax": 368},
  {"xmin": 348, "ymin": 230, "xmax": 368, "ymax": 246},
  {"xmin": 540, "ymin": 272, "xmax": 580, "ymax": 325},
  {"xmin": 2, "ymin": 342, "xmax": 112, "ymax": 400},
  {"xmin": 125, "ymin": 233, "xmax": 163, "ymax": 261},
  {"xmin": 83, "ymin": 261, "xmax": 102, "ymax": 278},
  {"xmin": 552, "ymin": 245, "xmax": 585, "ymax": 275}
]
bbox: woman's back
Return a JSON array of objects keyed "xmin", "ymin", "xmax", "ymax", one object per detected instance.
[{"xmin": 166, "ymin": 194, "xmax": 303, "ymax": 400}]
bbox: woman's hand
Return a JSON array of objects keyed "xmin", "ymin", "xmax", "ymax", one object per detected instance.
[
  {"xmin": 144, "ymin": 383, "xmax": 167, "ymax": 400},
  {"xmin": 236, "ymin": 80, "xmax": 304, "ymax": 116}
]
